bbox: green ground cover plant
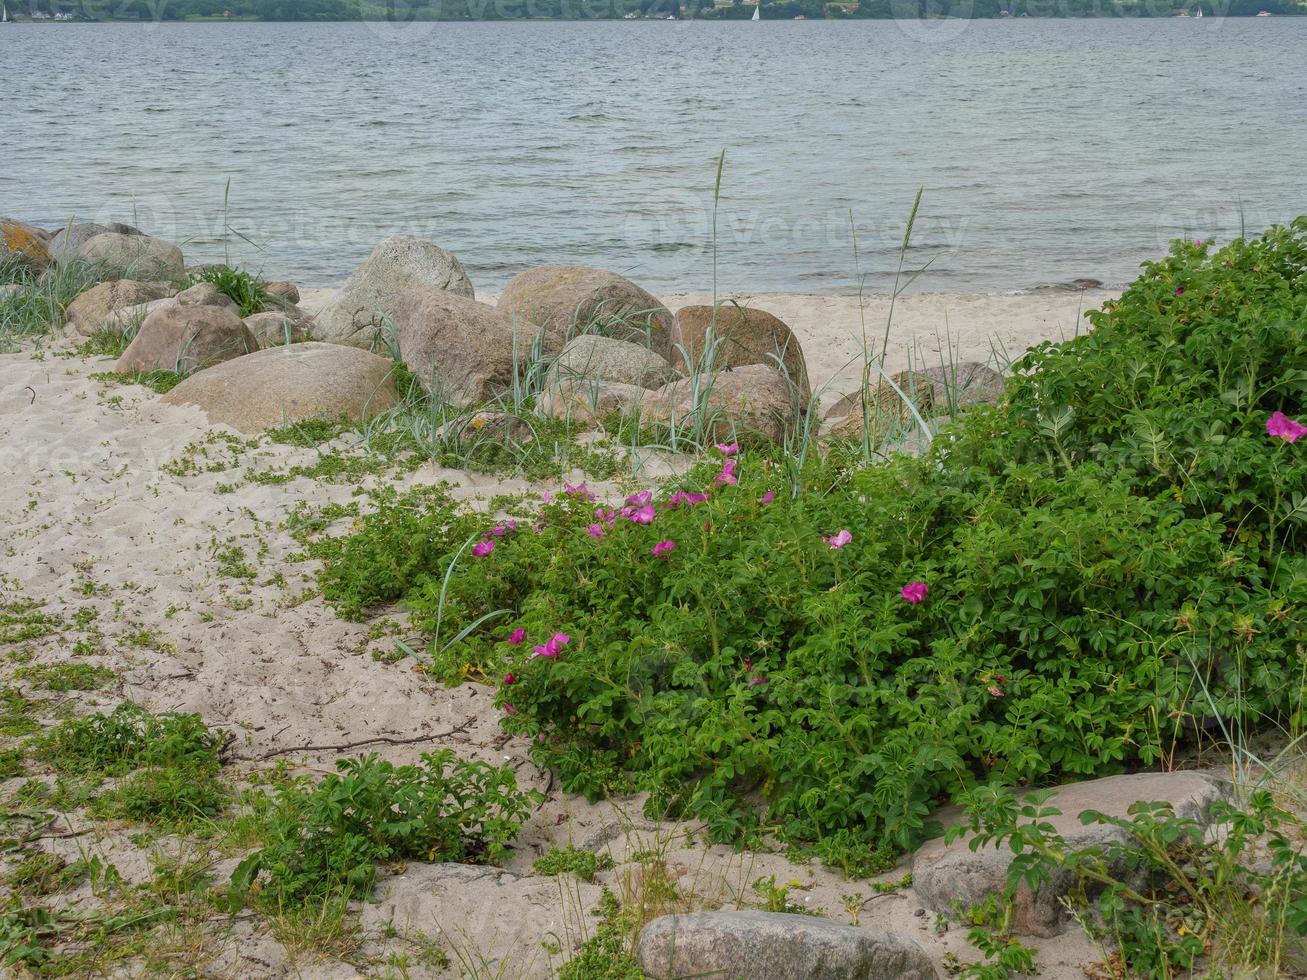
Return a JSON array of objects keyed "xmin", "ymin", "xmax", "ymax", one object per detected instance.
[
  {"xmin": 228, "ymin": 750, "xmax": 539, "ymax": 906},
  {"xmin": 316, "ymin": 222, "xmax": 1307, "ymax": 873}
]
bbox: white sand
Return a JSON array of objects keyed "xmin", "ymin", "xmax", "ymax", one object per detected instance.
[{"xmin": 0, "ymin": 292, "xmax": 1111, "ymax": 976}]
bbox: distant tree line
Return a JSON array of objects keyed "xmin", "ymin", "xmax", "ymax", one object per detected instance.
[{"xmin": 16, "ymin": 0, "xmax": 1302, "ymax": 21}]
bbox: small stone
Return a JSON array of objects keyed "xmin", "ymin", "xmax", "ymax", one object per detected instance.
[{"xmin": 175, "ymin": 282, "xmax": 238, "ymax": 310}]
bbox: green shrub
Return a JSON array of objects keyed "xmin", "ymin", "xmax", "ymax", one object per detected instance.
[
  {"xmin": 319, "ymin": 222, "xmax": 1307, "ymax": 865},
  {"xmin": 187, "ymin": 265, "xmax": 268, "ymax": 317},
  {"xmin": 954, "ymin": 787, "xmax": 1307, "ymax": 976},
  {"xmin": 230, "ymin": 750, "xmax": 540, "ymax": 905}
]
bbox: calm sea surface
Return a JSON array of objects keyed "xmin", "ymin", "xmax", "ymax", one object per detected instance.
[{"xmin": 3, "ymin": 18, "xmax": 1306, "ymax": 292}]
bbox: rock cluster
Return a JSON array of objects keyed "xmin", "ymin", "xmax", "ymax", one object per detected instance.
[{"xmin": 20, "ymin": 220, "xmax": 1017, "ymax": 447}]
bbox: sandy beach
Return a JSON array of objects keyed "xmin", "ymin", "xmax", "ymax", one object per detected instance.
[{"xmin": 0, "ymin": 287, "xmax": 1118, "ymax": 976}]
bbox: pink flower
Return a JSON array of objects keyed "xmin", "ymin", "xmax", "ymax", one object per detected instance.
[
  {"xmin": 541, "ymin": 492, "xmax": 552, "ymax": 503},
  {"xmin": 565, "ymin": 482, "xmax": 596, "ymax": 500},
  {"xmin": 472, "ymin": 539, "xmax": 496, "ymax": 557},
  {"xmin": 625, "ymin": 490, "xmax": 653, "ymax": 506},
  {"xmin": 506, "ymin": 628, "xmax": 526, "ymax": 646},
  {"xmin": 748, "ymin": 673, "xmax": 768, "ymax": 687},
  {"xmin": 1174, "ymin": 286, "xmax": 1185, "ymax": 297},
  {"xmin": 901, "ymin": 581, "xmax": 929, "ymax": 604},
  {"xmin": 823, "ymin": 529, "xmax": 852, "ymax": 549},
  {"xmin": 760, "ymin": 490, "xmax": 775, "ymax": 505},
  {"xmin": 626, "ymin": 504, "xmax": 656, "ymax": 525},
  {"xmin": 530, "ymin": 632, "xmax": 571, "ymax": 660},
  {"xmin": 715, "ymin": 442, "xmax": 740, "ymax": 456},
  {"xmin": 987, "ymin": 685, "xmax": 1004, "ymax": 698},
  {"xmin": 666, "ymin": 490, "xmax": 708, "ymax": 508},
  {"xmin": 1267, "ymin": 411, "xmax": 1306, "ymax": 444},
  {"xmin": 651, "ymin": 540, "xmax": 675, "ymax": 557},
  {"xmin": 503, "ymin": 673, "xmax": 517, "ymax": 685},
  {"xmin": 715, "ymin": 459, "xmax": 738, "ymax": 486},
  {"xmin": 502, "ymin": 702, "xmax": 517, "ymax": 715},
  {"xmin": 586, "ymin": 523, "xmax": 605, "ymax": 539}
]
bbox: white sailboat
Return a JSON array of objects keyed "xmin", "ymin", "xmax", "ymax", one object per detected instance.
[
  {"xmin": 2, "ymin": 5, "xmax": 9, "ymax": 23},
  {"xmin": 752, "ymin": 1, "xmax": 760, "ymax": 19}
]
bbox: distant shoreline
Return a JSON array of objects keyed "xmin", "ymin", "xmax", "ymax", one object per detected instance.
[{"xmin": 6, "ymin": 10, "xmax": 1303, "ymax": 23}]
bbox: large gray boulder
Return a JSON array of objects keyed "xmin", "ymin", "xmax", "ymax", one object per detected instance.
[
  {"xmin": 544, "ymin": 334, "xmax": 676, "ymax": 391},
  {"xmin": 671, "ymin": 304, "xmax": 810, "ymax": 403},
  {"xmin": 497, "ymin": 265, "xmax": 673, "ymax": 358},
  {"xmin": 912, "ymin": 771, "xmax": 1229, "ymax": 937},
  {"xmin": 114, "ymin": 303, "xmax": 255, "ymax": 375},
  {"xmin": 647, "ymin": 363, "xmax": 798, "ymax": 444},
  {"xmin": 1, "ymin": 218, "xmax": 52, "ymax": 272},
  {"xmin": 391, "ymin": 285, "xmax": 556, "ymax": 407},
  {"xmin": 314, "ymin": 235, "xmax": 474, "ymax": 347},
  {"xmin": 638, "ymin": 911, "xmax": 935, "ymax": 980},
  {"xmin": 45, "ymin": 221, "xmax": 143, "ymax": 264},
  {"xmin": 160, "ymin": 342, "xmax": 399, "ymax": 433},
  {"xmin": 63, "ymin": 280, "xmax": 169, "ymax": 336},
  {"xmin": 77, "ymin": 232, "xmax": 185, "ymax": 283}
]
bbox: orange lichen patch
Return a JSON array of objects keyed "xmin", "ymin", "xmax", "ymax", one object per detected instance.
[{"xmin": 1, "ymin": 222, "xmax": 51, "ymax": 268}]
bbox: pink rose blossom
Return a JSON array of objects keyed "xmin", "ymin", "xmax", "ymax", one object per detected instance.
[
  {"xmin": 626, "ymin": 504, "xmax": 656, "ymax": 525},
  {"xmin": 530, "ymin": 633, "xmax": 571, "ymax": 660},
  {"xmin": 1174, "ymin": 286, "xmax": 1185, "ymax": 297},
  {"xmin": 565, "ymin": 482, "xmax": 596, "ymax": 500},
  {"xmin": 666, "ymin": 490, "xmax": 708, "ymax": 508},
  {"xmin": 715, "ymin": 442, "xmax": 740, "ymax": 456},
  {"xmin": 506, "ymin": 628, "xmax": 526, "ymax": 646},
  {"xmin": 502, "ymin": 702, "xmax": 517, "ymax": 715},
  {"xmin": 586, "ymin": 523, "xmax": 605, "ymax": 539},
  {"xmin": 760, "ymin": 490, "xmax": 776, "ymax": 505},
  {"xmin": 651, "ymin": 540, "xmax": 676, "ymax": 557},
  {"xmin": 901, "ymin": 581, "xmax": 929, "ymax": 604},
  {"xmin": 1267, "ymin": 411, "xmax": 1306, "ymax": 444},
  {"xmin": 823, "ymin": 529, "xmax": 852, "ymax": 549},
  {"xmin": 715, "ymin": 459, "xmax": 738, "ymax": 486},
  {"xmin": 472, "ymin": 539, "xmax": 496, "ymax": 557},
  {"xmin": 748, "ymin": 673, "xmax": 768, "ymax": 687},
  {"xmin": 503, "ymin": 673, "xmax": 517, "ymax": 685},
  {"xmin": 987, "ymin": 685, "xmax": 1004, "ymax": 698},
  {"xmin": 625, "ymin": 490, "xmax": 653, "ymax": 506}
]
